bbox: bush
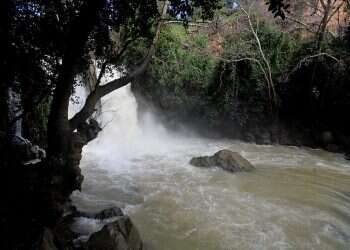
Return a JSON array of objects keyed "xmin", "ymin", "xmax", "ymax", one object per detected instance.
[
  {"xmin": 208, "ymin": 20, "xmax": 303, "ymax": 129},
  {"xmin": 133, "ymin": 25, "xmax": 216, "ymax": 121}
]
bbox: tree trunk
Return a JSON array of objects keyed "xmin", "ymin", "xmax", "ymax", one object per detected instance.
[
  {"xmin": 47, "ymin": 73, "xmax": 74, "ymax": 159},
  {"xmin": 47, "ymin": 0, "xmax": 104, "ymax": 159},
  {"xmin": 316, "ymin": 0, "xmax": 332, "ymax": 49}
]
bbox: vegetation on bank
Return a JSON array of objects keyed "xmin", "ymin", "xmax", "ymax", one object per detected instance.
[
  {"xmin": 133, "ymin": 25, "xmax": 216, "ymax": 121},
  {"xmin": 133, "ymin": 4, "xmax": 350, "ymax": 149}
]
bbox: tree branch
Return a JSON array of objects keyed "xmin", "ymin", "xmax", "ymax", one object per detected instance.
[
  {"xmin": 96, "ymin": 38, "xmax": 135, "ymax": 87},
  {"xmin": 285, "ymin": 52, "xmax": 340, "ymax": 81},
  {"xmin": 286, "ymin": 15, "xmax": 317, "ymax": 33},
  {"xmin": 241, "ymin": 7, "xmax": 277, "ymax": 108}
]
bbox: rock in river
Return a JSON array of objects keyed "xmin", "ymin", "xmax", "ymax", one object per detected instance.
[
  {"xmin": 86, "ymin": 215, "xmax": 144, "ymax": 250},
  {"xmin": 190, "ymin": 149, "xmax": 255, "ymax": 172},
  {"xmin": 93, "ymin": 207, "xmax": 124, "ymax": 220}
]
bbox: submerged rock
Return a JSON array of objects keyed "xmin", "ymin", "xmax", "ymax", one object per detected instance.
[
  {"xmin": 190, "ymin": 149, "xmax": 255, "ymax": 172},
  {"xmin": 86, "ymin": 216, "xmax": 144, "ymax": 250}
]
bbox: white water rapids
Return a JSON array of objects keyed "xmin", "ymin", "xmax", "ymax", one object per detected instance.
[{"xmin": 70, "ymin": 82, "xmax": 350, "ymax": 249}]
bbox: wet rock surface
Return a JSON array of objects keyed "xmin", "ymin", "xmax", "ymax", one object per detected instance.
[
  {"xmin": 73, "ymin": 207, "xmax": 124, "ymax": 220},
  {"xmin": 86, "ymin": 215, "xmax": 144, "ymax": 250},
  {"xmin": 93, "ymin": 207, "xmax": 124, "ymax": 220},
  {"xmin": 11, "ymin": 135, "xmax": 46, "ymax": 164},
  {"xmin": 66, "ymin": 206, "xmax": 144, "ymax": 250},
  {"xmin": 190, "ymin": 149, "xmax": 255, "ymax": 172}
]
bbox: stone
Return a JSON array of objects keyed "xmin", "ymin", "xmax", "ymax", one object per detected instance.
[
  {"xmin": 189, "ymin": 156, "xmax": 215, "ymax": 168},
  {"xmin": 86, "ymin": 216, "xmax": 144, "ymax": 250},
  {"xmin": 94, "ymin": 207, "xmax": 124, "ymax": 220},
  {"xmin": 74, "ymin": 207, "xmax": 124, "ymax": 221},
  {"xmin": 190, "ymin": 149, "xmax": 255, "ymax": 172},
  {"xmin": 11, "ymin": 135, "xmax": 46, "ymax": 163}
]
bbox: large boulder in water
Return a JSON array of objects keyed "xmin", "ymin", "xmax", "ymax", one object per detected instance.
[
  {"xmin": 86, "ymin": 215, "xmax": 144, "ymax": 250},
  {"xmin": 190, "ymin": 149, "xmax": 255, "ymax": 172}
]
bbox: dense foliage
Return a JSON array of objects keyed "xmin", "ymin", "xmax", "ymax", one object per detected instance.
[
  {"xmin": 0, "ymin": 0, "xmax": 224, "ymax": 146},
  {"xmin": 134, "ymin": 25, "xmax": 215, "ymax": 122},
  {"xmin": 134, "ymin": 5, "xmax": 350, "ymax": 147}
]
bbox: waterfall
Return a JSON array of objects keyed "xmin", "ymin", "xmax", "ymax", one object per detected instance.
[
  {"xmin": 69, "ymin": 67, "xmax": 173, "ymax": 163},
  {"xmin": 85, "ymin": 83, "xmax": 176, "ymax": 161}
]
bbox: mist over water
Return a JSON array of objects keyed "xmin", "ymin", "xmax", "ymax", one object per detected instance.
[
  {"xmin": 87, "ymin": 84, "xmax": 191, "ymax": 162},
  {"xmin": 70, "ymin": 79, "xmax": 350, "ymax": 249}
]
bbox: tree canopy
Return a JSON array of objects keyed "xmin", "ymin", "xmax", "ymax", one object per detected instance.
[{"xmin": 0, "ymin": 0, "xmax": 288, "ymax": 156}]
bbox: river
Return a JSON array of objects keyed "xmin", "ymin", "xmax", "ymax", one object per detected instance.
[{"xmin": 70, "ymin": 84, "xmax": 350, "ymax": 250}]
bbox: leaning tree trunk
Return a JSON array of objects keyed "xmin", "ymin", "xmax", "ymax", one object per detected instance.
[
  {"xmin": 45, "ymin": 1, "xmax": 105, "ymax": 221},
  {"xmin": 47, "ymin": 0, "xmax": 104, "ymax": 160}
]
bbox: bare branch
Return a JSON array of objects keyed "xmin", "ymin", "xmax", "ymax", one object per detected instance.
[
  {"xmin": 286, "ymin": 15, "xmax": 317, "ymax": 33},
  {"xmin": 285, "ymin": 52, "xmax": 340, "ymax": 81},
  {"xmin": 241, "ymin": 7, "xmax": 277, "ymax": 107}
]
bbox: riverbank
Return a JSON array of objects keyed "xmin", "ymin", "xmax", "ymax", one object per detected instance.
[
  {"xmin": 130, "ymin": 18, "xmax": 350, "ymax": 157},
  {"xmin": 0, "ymin": 155, "xmax": 145, "ymax": 250},
  {"xmin": 133, "ymin": 83, "xmax": 350, "ymax": 159}
]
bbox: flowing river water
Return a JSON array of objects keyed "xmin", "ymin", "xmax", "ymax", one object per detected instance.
[{"xmin": 70, "ymin": 84, "xmax": 350, "ymax": 250}]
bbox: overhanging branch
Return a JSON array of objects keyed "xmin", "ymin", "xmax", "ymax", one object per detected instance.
[{"xmin": 69, "ymin": 1, "xmax": 168, "ymax": 130}]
